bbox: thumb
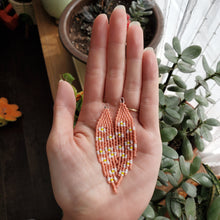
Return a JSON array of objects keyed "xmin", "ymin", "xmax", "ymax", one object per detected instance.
[{"xmin": 52, "ymin": 80, "xmax": 76, "ymax": 137}]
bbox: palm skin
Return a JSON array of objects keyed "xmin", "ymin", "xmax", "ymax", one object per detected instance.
[{"xmin": 47, "ymin": 5, "xmax": 162, "ymax": 220}]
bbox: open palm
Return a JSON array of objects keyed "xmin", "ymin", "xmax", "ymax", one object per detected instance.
[{"xmin": 47, "ymin": 6, "xmax": 162, "ymax": 220}]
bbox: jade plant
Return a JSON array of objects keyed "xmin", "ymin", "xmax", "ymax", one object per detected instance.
[
  {"xmin": 140, "ymin": 37, "xmax": 220, "ymax": 219},
  {"xmin": 62, "ymin": 37, "xmax": 220, "ymax": 219}
]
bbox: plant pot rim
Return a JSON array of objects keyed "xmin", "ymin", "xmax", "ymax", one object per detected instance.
[{"xmin": 59, "ymin": 0, "xmax": 164, "ymax": 63}]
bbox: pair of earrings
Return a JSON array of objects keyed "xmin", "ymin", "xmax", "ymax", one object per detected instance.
[{"xmin": 95, "ymin": 98, "xmax": 137, "ymax": 193}]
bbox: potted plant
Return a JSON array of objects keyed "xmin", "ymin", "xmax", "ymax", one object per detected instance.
[
  {"xmin": 59, "ymin": 0, "xmax": 163, "ymax": 63},
  {"xmin": 62, "ymin": 36, "xmax": 220, "ymax": 219}
]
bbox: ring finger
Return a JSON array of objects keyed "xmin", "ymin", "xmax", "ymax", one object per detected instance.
[{"xmin": 123, "ymin": 21, "xmax": 143, "ymax": 110}]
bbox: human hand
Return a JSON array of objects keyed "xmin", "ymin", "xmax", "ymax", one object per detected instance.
[{"xmin": 47, "ymin": 5, "xmax": 162, "ymax": 220}]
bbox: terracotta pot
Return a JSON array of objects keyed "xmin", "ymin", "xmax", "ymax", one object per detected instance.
[{"xmin": 59, "ymin": 0, "xmax": 164, "ymax": 63}]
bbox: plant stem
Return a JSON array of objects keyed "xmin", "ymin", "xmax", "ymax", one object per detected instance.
[
  {"xmin": 156, "ymin": 177, "xmax": 188, "ymax": 204},
  {"xmin": 162, "ymin": 63, "xmax": 177, "ymax": 92},
  {"xmin": 187, "ymin": 121, "xmax": 202, "ymax": 136},
  {"xmin": 179, "ymin": 74, "xmax": 216, "ymax": 105}
]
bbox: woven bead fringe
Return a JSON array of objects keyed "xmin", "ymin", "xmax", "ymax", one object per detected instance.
[{"xmin": 95, "ymin": 99, "xmax": 137, "ymax": 193}]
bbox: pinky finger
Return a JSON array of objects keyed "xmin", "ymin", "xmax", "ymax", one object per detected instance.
[{"xmin": 139, "ymin": 47, "xmax": 159, "ymax": 131}]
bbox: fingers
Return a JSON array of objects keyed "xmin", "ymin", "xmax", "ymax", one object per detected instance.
[
  {"xmin": 123, "ymin": 22, "xmax": 143, "ymax": 110},
  {"xmin": 83, "ymin": 14, "xmax": 108, "ymax": 104},
  {"xmin": 51, "ymin": 80, "xmax": 76, "ymax": 138},
  {"xmin": 104, "ymin": 6, "xmax": 127, "ymax": 106},
  {"xmin": 139, "ymin": 48, "xmax": 159, "ymax": 131}
]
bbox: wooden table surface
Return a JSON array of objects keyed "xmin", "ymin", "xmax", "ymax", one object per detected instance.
[{"xmin": 32, "ymin": 0, "xmax": 81, "ymax": 100}]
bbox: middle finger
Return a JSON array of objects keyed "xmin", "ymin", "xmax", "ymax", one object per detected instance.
[{"xmin": 104, "ymin": 5, "xmax": 127, "ymax": 106}]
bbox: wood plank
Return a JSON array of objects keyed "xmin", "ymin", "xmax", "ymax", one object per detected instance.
[
  {"xmin": 32, "ymin": 0, "xmax": 81, "ymax": 100},
  {"xmin": 0, "ymin": 24, "xmax": 62, "ymax": 219}
]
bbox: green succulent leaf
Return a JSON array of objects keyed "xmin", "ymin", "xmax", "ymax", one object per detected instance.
[
  {"xmin": 165, "ymin": 43, "xmax": 178, "ymax": 62},
  {"xmin": 171, "ymin": 200, "xmax": 182, "ymax": 218},
  {"xmin": 179, "ymin": 155, "xmax": 190, "ymax": 177},
  {"xmin": 216, "ymin": 61, "xmax": 220, "ymax": 73},
  {"xmin": 196, "ymin": 75, "xmax": 210, "ymax": 92},
  {"xmin": 172, "ymin": 37, "xmax": 181, "ymax": 55},
  {"xmin": 197, "ymin": 106, "xmax": 206, "ymax": 121},
  {"xmin": 184, "ymin": 89, "xmax": 196, "ymax": 101},
  {"xmin": 160, "ymin": 127, "xmax": 178, "ymax": 142},
  {"xmin": 165, "ymin": 52, "xmax": 178, "ymax": 63},
  {"xmin": 157, "ymin": 58, "xmax": 161, "ymax": 65},
  {"xmin": 181, "ymin": 56, "xmax": 195, "ymax": 65},
  {"xmin": 173, "ymin": 75, "xmax": 187, "ymax": 89},
  {"xmin": 159, "ymin": 64, "xmax": 171, "ymax": 74},
  {"xmin": 165, "ymin": 192, "xmax": 176, "ymax": 219},
  {"xmin": 168, "ymin": 86, "xmax": 185, "ymax": 92},
  {"xmin": 182, "ymin": 45, "xmax": 202, "ymax": 59},
  {"xmin": 162, "ymin": 145, "xmax": 179, "ymax": 159},
  {"xmin": 159, "ymin": 89, "xmax": 165, "ymax": 105},
  {"xmin": 167, "ymin": 173, "xmax": 178, "ymax": 187},
  {"xmin": 191, "ymin": 173, "xmax": 213, "ymax": 188},
  {"xmin": 207, "ymin": 98, "xmax": 216, "ymax": 105},
  {"xmin": 202, "ymin": 56, "xmax": 215, "ymax": 76},
  {"xmin": 151, "ymin": 188, "xmax": 166, "ymax": 202},
  {"xmin": 171, "ymin": 161, "xmax": 181, "ymax": 181},
  {"xmin": 195, "ymin": 95, "xmax": 209, "ymax": 107},
  {"xmin": 213, "ymin": 76, "xmax": 220, "ymax": 86},
  {"xmin": 204, "ymin": 118, "xmax": 220, "ymax": 126},
  {"xmin": 177, "ymin": 61, "xmax": 196, "ymax": 73},
  {"xmin": 158, "ymin": 170, "xmax": 168, "ymax": 186},
  {"xmin": 142, "ymin": 204, "xmax": 155, "ymax": 219},
  {"xmin": 207, "ymin": 195, "xmax": 220, "ymax": 220},
  {"xmin": 181, "ymin": 137, "xmax": 194, "ymax": 160},
  {"xmin": 186, "ymin": 119, "xmax": 195, "ymax": 129},
  {"xmin": 182, "ymin": 182, "xmax": 197, "ymax": 197},
  {"xmin": 190, "ymin": 156, "xmax": 201, "ymax": 175},
  {"xmin": 161, "ymin": 157, "xmax": 175, "ymax": 168},
  {"xmin": 165, "ymin": 96, "xmax": 181, "ymax": 107},
  {"xmin": 194, "ymin": 133, "xmax": 204, "ymax": 151},
  {"xmin": 165, "ymin": 107, "xmax": 181, "ymax": 120},
  {"xmin": 185, "ymin": 198, "xmax": 196, "ymax": 219},
  {"xmin": 200, "ymin": 125, "xmax": 213, "ymax": 142}
]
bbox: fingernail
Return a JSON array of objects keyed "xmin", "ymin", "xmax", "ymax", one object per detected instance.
[
  {"xmin": 114, "ymin": 5, "xmax": 126, "ymax": 11},
  {"xmin": 129, "ymin": 21, "xmax": 141, "ymax": 27},
  {"xmin": 144, "ymin": 47, "xmax": 154, "ymax": 52}
]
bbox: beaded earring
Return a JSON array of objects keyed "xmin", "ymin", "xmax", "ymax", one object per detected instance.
[{"xmin": 95, "ymin": 98, "xmax": 137, "ymax": 193}]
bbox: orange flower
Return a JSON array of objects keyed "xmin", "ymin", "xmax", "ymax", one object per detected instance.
[
  {"xmin": 76, "ymin": 91, "xmax": 84, "ymax": 101},
  {"xmin": 0, "ymin": 97, "xmax": 22, "ymax": 122}
]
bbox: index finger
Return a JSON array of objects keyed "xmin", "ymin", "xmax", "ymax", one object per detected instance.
[{"xmin": 83, "ymin": 14, "xmax": 108, "ymax": 104}]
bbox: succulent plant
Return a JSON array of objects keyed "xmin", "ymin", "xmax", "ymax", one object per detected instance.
[
  {"xmin": 62, "ymin": 36, "xmax": 220, "ymax": 219},
  {"xmin": 129, "ymin": 0, "xmax": 155, "ymax": 29},
  {"xmin": 139, "ymin": 37, "xmax": 220, "ymax": 220},
  {"xmin": 77, "ymin": 0, "xmax": 113, "ymax": 35}
]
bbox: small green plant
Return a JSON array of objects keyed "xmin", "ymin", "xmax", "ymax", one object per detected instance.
[{"xmin": 129, "ymin": 0, "xmax": 155, "ymax": 30}]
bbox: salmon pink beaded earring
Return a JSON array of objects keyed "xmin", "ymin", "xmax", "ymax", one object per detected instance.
[{"xmin": 95, "ymin": 98, "xmax": 137, "ymax": 193}]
